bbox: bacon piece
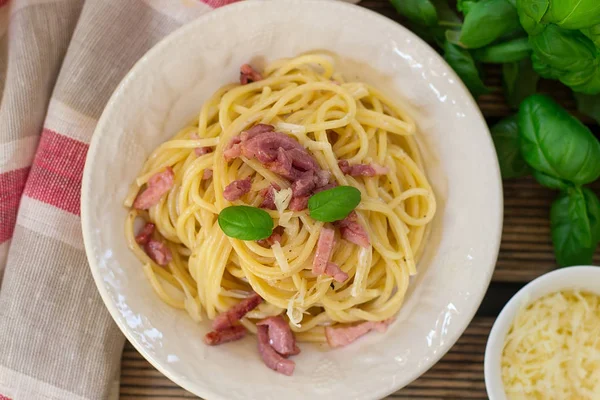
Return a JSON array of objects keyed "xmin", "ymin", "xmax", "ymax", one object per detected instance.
[
  {"xmin": 314, "ymin": 182, "xmax": 337, "ymax": 193},
  {"xmin": 224, "ymin": 125, "xmax": 322, "ymax": 186},
  {"xmin": 223, "ymin": 177, "xmax": 252, "ymax": 201},
  {"xmin": 288, "ymin": 196, "xmax": 309, "ymax": 211},
  {"xmin": 202, "ymin": 169, "xmax": 213, "ymax": 180},
  {"xmin": 135, "ymin": 223, "xmax": 155, "ymax": 245},
  {"xmin": 242, "ymin": 123, "xmax": 275, "ymax": 138},
  {"xmin": 338, "ymin": 160, "xmax": 389, "ymax": 177},
  {"xmin": 204, "ymin": 325, "xmax": 247, "ymax": 346},
  {"xmin": 144, "ymin": 239, "xmax": 172, "ymax": 266},
  {"xmin": 256, "ymin": 316, "xmax": 300, "ymax": 356},
  {"xmin": 335, "ymin": 211, "xmax": 370, "ymax": 248},
  {"xmin": 257, "ymin": 325, "xmax": 295, "ymax": 376},
  {"xmin": 259, "ymin": 186, "xmax": 276, "ymax": 210},
  {"xmin": 242, "ymin": 132, "xmax": 306, "ymax": 164},
  {"xmin": 224, "ymin": 124, "xmax": 275, "ymax": 161},
  {"xmin": 195, "ymin": 146, "xmax": 212, "ymax": 157},
  {"xmin": 266, "ymin": 147, "xmax": 297, "ymax": 180},
  {"xmin": 212, "ymin": 293, "xmax": 263, "ymax": 331},
  {"xmin": 325, "ymin": 320, "xmax": 393, "ymax": 348},
  {"xmin": 223, "ymin": 136, "xmax": 243, "ymax": 162},
  {"xmin": 240, "ymin": 64, "xmax": 263, "ymax": 85},
  {"xmin": 257, "ymin": 226, "xmax": 284, "ymax": 248},
  {"xmin": 286, "ymin": 147, "xmax": 319, "ymax": 171},
  {"xmin": 324, "ymin": 262, "xmax": 348, "ymax": 283},
  {"xmin": 291, "ymin": 170, "xmax": 316, "ymax": 197},
  {"xmin": 313, "ymin": 227, "xmax": 336, "ymax": 275},
  {"xmin": 133, "ymin": 167, "xmax": 175, "ymax": 210},
  {"xmin": 314, "ymin": 170, "xmax": 331, "ymax": 188}
]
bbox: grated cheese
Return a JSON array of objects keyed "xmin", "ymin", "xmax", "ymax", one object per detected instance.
[{"xmin": 501, "ymin": 290, "xmax": 600, "ymax": 400}]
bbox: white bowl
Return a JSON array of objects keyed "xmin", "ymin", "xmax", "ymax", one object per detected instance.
[
  {"xmin": 484, "ymin": 266, "xmax": 600, "ymax": 400},
  {"xmin": 81, "ymin": 1, "xmax": 503, "ymax": 399}
]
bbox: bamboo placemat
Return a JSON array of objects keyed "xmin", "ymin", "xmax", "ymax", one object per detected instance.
[{"xmin": 119, "ymin": 1, "xmax": 600, "ymax": 398}]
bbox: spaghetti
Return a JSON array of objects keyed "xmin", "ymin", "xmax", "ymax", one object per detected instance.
[{"xmin": 124, "ymin": 54, "xmax": 436, "ymax": 344}]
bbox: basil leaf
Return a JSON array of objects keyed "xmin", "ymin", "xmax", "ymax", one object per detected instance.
[
  {"xmin": 459, "ymin": 0, "xmax": 521, "ymax": 49},
  {"xmin": 528, "ymin": 24, "xmax": 600, "ymax": 94},
  {"xmin": 516, "ymin": 0, "xmax": 548, "ymax": 35},
  {"xmin": 574, "ymin": 92, "xmax": 600, "ymax": 125},
  {"xmin": 502, "ymin": 58, "xmax": 540, "ymax": 109},
  {"xmin": 443, "ymin": 40, "xmax": 490, "ymax": 98},
  {"xmin": 390, "ymin": 0, "xmax": 438, "ymax": 27},
  {"xmin": 432, "ymin": 0, "xmax": 462, "ymax": 26},
  {"xmin": 490, "ymin": 115, "xmax": 531, "ymax": 179},
  {"xmin": 532, "ymin": 170, "xmax": 571, "ymax": 190},
  {"xmin": 218, "ymin": 206, "xmax": 273, "ymax": 240},
  {"xmin": 584, "ymin": 188, "xmax": 600, "ymax": 244},
  {"xmin": 445, "ymin": 30, "xmax": 463, "ymax": 46},
  {"xmin": 551, "ymin": 187, "xmax": 600, "ymax": 267},
  {"xmin": 518, "ymin": 94, "xmax": 600, "ymax": 185},
  {"xmin": 308, "ymin": 186, "xmax": 361, "ymax": 222},
  {"xmin": 529, "ymin": 25, "xmax": 596, "ymax": 75},
  {"xmin": 472, "ymin": 38, "xmax": 531, "ymax": 63},
  {"xmin": 542, "ymin": 0, "xmax": 600, "ymax": 30},
  {"xmin": 582, "ymin": 24, "xmax": 600, "ymax": 47},
  {"xmin": 457, "ymin": 0, "xmax": 478, "ymax": 14}
]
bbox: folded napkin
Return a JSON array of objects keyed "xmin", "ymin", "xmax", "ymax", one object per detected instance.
[{"xmin": 0, "ymin": 0, "xmax": 360, "ymax": 399}]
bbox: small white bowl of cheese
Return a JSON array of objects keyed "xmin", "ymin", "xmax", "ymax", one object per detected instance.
[{"xmin": 485, "ymin": 266, "xmax": 600, "ymax": 400}]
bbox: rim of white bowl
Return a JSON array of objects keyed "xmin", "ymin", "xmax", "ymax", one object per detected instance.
[
  {"xmin": 484, "ymin": 265, "xmax": 600, "ymax": 400},
  {"xmin": 81, "ymin": 1, "xmax": 503, "ymax": 399}
]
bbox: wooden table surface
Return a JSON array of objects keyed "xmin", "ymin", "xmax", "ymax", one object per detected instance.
[{"xmin": 119, "ymin": 1, "xmax": 600, "ymax": 399}]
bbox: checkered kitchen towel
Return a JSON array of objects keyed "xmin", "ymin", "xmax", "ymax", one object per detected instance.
[{"xmin": 0, "ymin": 0, "xmax": 360, "ymax": 399}]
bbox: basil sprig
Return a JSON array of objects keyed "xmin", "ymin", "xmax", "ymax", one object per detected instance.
[
  {"xmin": 519, "ymin": 94, "xmax": 600, "ymax": 186},
  {"xmin": 491, "ymin": 94, "xmax": 600, "ymax": 266},
  {"xmin": 551, "ymin": 188, "xmax": 600, "ymax": 267},
  {"xmin": 490, "ymin": 115, "xmax": 530, "ymax": 179},
  {"xmin": 308, "ymin": 186, "xmax": 361, "ymax": 222},
  {"xmin": 218, "ymin": 206, "xmax": 273, "ymax": 240}
]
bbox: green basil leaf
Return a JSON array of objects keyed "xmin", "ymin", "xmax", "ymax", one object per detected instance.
[
  {"xmin": 530, "ymin": 25, "xmax": 596, "ymax": 74},
  {"xmin": 472, "ymin": 38, "xmax": 531, "ymax": 63},
  {"xmin": 502, "ymin": 58, "xmax": 540, "ymax": 109},
  {"xmin": 443, "ymin": 41, "xmax": 490, "ymax": 97},
  {"xmin": 445, "ymin": 29, "xmax": 463, "ymax": 46},
  {"xmin": 516, "ymin": 0, "xmax": 549, "ymax": 35},
  {"xmin": 432, "ymin": 0, "xmax": 462, "ymax": 26},
  {"xmin": 583, "ymin": 187, "xmax": 600, "ymax": 244},
  {"xmin": 518, "ymin": 94, "xmax": 600, "ymax": 185},
  {"xmin": 542, "ymin": 0, "xmax": 600, "ymax": 30},
  {"xmin": 582, "ymin": 23, "xmax": 600, "ymax": 47},
  {"xmin": 574, "ymin": 92, "xmax": 600, "ymax": 125},
  {"xmin": 528, "ymin": 24, "xmax": 600, "ymax": 94},
  {"xmin": 457, "ymin": 0, "xmax": 478, "ymax": 14},
  {"xmin": 532, "ymin": 170, "xmax": 571, "ymax": 190},
  {"xmin": 551, "ymin": 187, "xmax": 600, "ymax": 267},
  {"xmin": 308, "ymin": 186, "xmax": 361, "ymax": 222},
  {"xmin": 218, "ymin": 206, "xmax": 273, "ymax": 240},
  {"xmin": 459, "ymin": 0, "xmax": 521, "ymax": 49},
  {"xmin": 490, "ymin": 115, "xmax": 531, "ymax": 179},
  {"xmin": 390, "ymin": 0, "xmax": 438, "ymax": 27}
]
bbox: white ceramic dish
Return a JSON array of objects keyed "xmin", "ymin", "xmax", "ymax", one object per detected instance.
[
  {"xmin": 484, "ymin": 266, "xmax": 600, "ymax": 400},
  {"xmin": 81, "ymin": 1, "xmax": 503, "ymax": 399}
]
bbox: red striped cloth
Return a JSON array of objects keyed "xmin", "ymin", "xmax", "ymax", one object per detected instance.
[{"xmin": 0, "ymin": 0, "xmax": 358, "ymax": 399}]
